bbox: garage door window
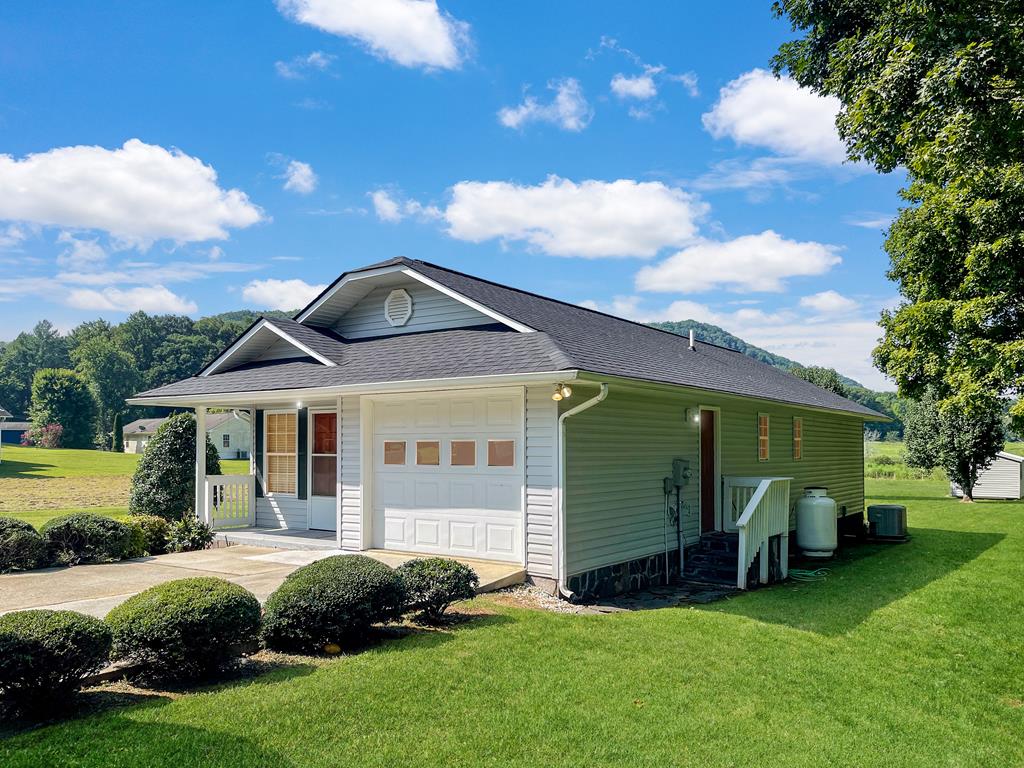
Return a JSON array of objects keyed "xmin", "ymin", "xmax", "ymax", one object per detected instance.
[
  {"xmin": 450, "ymin": 440, "xmax": 476, "ymax": 466},
  {"xmin": 487, "ymin": 439, "xmax": 515, "ymax": 467},
  {"xmin": 265, "ymin": 411, "xmax": 297, "ymax": 495},
  {"xmin": 416, "ymin": 440, "xmax": 440, "ymax": 466},
  {"xmin": 384, "ymin": 441, "xmax": 406, "ymax": 465}
]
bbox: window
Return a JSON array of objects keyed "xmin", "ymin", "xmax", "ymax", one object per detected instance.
[
  {"xmin": 416, "ymin": 440, "xmax": 440, "ymax": 466},
  {"xmin": 450, "ymin": 440, "xmax": 476, "ymax": 466},
  {"xmin": 793, "ymin": 416, "xmax": 803, "ymax": 460},
  {"xmin": 757, "ymin": 414, "xmax": 770, "ymax": 462},
  {"xmin": 488, "ymin": 439, "xmax": 515, "ymax": 467},
  {"xmin": 265, "ymin": 412, "xmax": 297, "ymax": 494},
  {"xmin": 384, "ymin": 441, "xmax": 406, "ymax": 465},
  {"xmin": 222, "ymin": 434, "xmax": 230, "ymax": 448}
]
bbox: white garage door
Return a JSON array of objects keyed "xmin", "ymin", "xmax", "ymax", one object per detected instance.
[{"xmin": 372, "ymin": 389, "xmax": 524, "ymax": 563}]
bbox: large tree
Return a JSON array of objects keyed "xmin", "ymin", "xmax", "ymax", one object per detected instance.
[
  {"xmin": 72, "ymin": 336, "xmax": 141, "ymax": 440},
  {"xmin": 790, "ymin": 365, "xmax": 848, "ymax": 397},
  {"xmin": 29, "ymin": 368, "xmax": 97, "ymax": 449},
  {"xmin": 0, "ymin": 321, "xmax": 72, "ymax": 418},
  {"xmin": 773, "ymin": 0, "xmax": 1022, "ymax": 428}
]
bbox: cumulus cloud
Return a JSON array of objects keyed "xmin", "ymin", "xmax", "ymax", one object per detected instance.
[
  {"xmin": 283, "ymin": 160, "xmax": 318, "ymax": 194},
  {"xmin": 66, "ymin": 285, "xmax": 198, "ymax": 314},
  {"xmin": 275, "ymin": 0, "xmax": 470, "ymax": 70},
  {"xmin": 702, "ymin": 69, "xmax": 846, "ymax": 165},
  {"xmin": 635, "ymin": 230, "xmax": 842, "ymax": 293},
  {"xmin": 443, "ymin": 176, "xmax": 706, "ymax": 258},
  {"xmin": 56, "ymin": 232, "xmax": 107, "ymax": 271},
  {"xmin": 799, "ymin": 290, "xmax": 858, "ymax": 313},
  {"xmin": 0, "ymin": 139, "xmax": 264, "ymax": 247},
  {"xmin": 370, "ymin": 189, "xmax": 441, "ymax": 223},
  {"xmin": 0, "ymin": 224, "xmax": 27, "ymax": 250},
  {"xmin": 242, "ymin": 278, "xmax": 327, "ymax": 311},
  {"xmin": 498, "ymin": 78, "xmax": 593, "ymax": 132},
  {"xmin": 275, "ymin": 50, "xmax": 336, "ymax": 79},
  {"xmin": 611, "ymin": 73, "xmax": 657, "ymax": 100}
]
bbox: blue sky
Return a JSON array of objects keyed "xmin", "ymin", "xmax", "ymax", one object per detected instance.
[{"xmin": 0, "ymin": 1, "xmax": 904, "ymax": 388}]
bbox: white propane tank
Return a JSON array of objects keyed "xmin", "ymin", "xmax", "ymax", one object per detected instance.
[{"xmin": 795, "ymin": 486, "xmax": 837, "ymax": 558}]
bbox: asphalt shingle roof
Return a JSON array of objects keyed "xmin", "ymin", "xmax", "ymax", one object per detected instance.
[{"xmin": 136, "ymin": 258, "xmax": 884, "ymax": 418}]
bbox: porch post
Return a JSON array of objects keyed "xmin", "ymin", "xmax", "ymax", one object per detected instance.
[
  {"xmin": 336, "ymin": 394, "xmax": 343, "ymax": 549},
  {"xmin": 195, "ymin": 406, "xmax": 208, "ymax": 524}
]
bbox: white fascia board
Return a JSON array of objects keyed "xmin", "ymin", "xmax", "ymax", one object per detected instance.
[
  {"xmin": 127, "ymin": 370, "xmax": 579, "ymax": 408},
  {"xmin": 201, "ymin": 319, "xmax": 336, "ymax": 377},
  {"xmin": 295, "ymin": 265, "xmax": 406, "ymax": 324}
]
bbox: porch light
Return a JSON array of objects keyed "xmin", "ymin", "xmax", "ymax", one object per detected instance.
[
  {"xmin": 560, "ymin": 385, "xmax": 573, "ymax": 399},
  {"xmin": 552, "ymin": 384, "xmax": 573, "ymax": 402},
  {"xmin": 296, "ymin": 401, "xmax": 303, "ymax": 409}
]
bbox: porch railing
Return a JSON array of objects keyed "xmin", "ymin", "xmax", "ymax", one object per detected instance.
[
  {"xmin": 204, "ymin": 474, "xmax": 255, "ymax": 529},
  {"xmin": 724, "ymin": 476, "xmax": 792, "ymax": 590}
]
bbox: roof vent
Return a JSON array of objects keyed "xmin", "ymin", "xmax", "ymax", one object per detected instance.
[{"xmin": 384, "ymin": 288, "xmax": 413, "ymax": 327}]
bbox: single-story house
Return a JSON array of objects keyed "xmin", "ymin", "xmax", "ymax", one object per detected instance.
[
  {"xmin": 128, "ymin": 257, "xmax": 885, "ymax": 600},
  {"xmin": 123, "ymin": 413, "xmax": 251, "ymax": 459},
  {"xmin": 0, "ymin": 407, "xmax": 10, "ymax": 462},
  {"xmin": 951, "ymin": 451, "xmax": 1024, "ymax": 500}
]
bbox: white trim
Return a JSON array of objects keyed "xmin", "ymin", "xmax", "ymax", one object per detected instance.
[
  {"xmin": 307, "ymin": 406, "xmax": 339, "ymax": 530},
  {"xmin": 384, "ymin": 288, "xmax": 413, "ymax": 327},
  {"xmin": 295, "ymin": 263, "xmax": 536, "ymax": 334},
  {"xmin": 792, "ymin": 415, "xmax": 804, "ymax": 461},
  {"xmin": 757, "ymin": 412, "xmax": 770, "ymax": 463},
  {"xmin": 202, "ymin": 319, "xmax": 336, "ymax": 377}
]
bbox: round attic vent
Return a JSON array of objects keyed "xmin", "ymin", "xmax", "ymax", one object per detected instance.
[{"xmin": 384, "ymin": 288, "xmax": 413, "ymax": 327}]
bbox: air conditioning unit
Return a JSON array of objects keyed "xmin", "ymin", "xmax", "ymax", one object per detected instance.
[{"xmin": 867, "ymin": 504, "xmax": 908, "ymax": 540}]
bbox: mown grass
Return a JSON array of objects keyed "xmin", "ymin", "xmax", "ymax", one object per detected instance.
[{"xmin": 3, "ymin": 477, "xmax": 1022, "ymax": 767}]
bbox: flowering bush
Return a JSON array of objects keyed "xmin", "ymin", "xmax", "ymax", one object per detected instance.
[{"xmin": 21, "ymin": 423, "xmax": 63, "ymax": 449}]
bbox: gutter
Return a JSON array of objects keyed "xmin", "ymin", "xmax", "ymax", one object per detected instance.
[{"xmin": 556, "ymin": 382, "xmax": 609, "ymax": 600}]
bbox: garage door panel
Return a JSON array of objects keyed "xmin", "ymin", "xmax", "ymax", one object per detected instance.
[
  {"xmin": 486, "ymin": 398, "xmax": 516, "ymax": 426},
  {"xmin": 413, "ymin": 479, "xmax": 443, "ymax": 507},
  {"xmin": 486, "ymin": 524, "xmax": 516, "ymax": 555},
  {"xmin": 414, "ymin": 519, "xmax": 441, "ymax": 547},
  {"xmin": 449, "ymin": 398, "xmax": 477, "ymax": 427},
  {"xmin": 485, "ymin": 480, "xmax": 521, "ymax": 510}
]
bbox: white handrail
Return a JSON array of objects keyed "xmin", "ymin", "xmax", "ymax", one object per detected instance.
[
  {"xmin": 729, "ymin": 476, "xmax": 792, "ymax": 589},
  {"xmin": 205, "ymin": 474, "xmax": 255, "ymax": 529}
]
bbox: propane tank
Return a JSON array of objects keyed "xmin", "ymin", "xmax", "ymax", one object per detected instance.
[{"xmin": 795, "ymin": 486, "xmax": 837, "ymax": 558}]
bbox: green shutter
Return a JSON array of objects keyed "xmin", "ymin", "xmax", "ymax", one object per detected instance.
[
  {"xmin": 297, "ymin": 408, "xmax": 308, "ymax": 500},
  {"xmin": 254, "ymin": 410, "xmax": 264, "ymax": 498}
]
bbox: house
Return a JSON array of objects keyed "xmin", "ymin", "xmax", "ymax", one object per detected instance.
[
  {"xmin": 951, "ymin": 452, "xmax": 1024, "ymax": 500},
  {"xmin": 0, "ymin": 407, "xmax": 9, "ymax": 463},
  {"xmin": 0, "ymin": 420, "xmax": 29, "ymax": 445},
  {"xmin": 123, "ymin": 413, "xmax": 251, "ymax": 459},
  {"xmin": 128, "ymin": 257, "xmax": 885, "ymax": 600}
]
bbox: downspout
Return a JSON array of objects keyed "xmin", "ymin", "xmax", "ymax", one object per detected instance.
[{"xmin": 557, "ymin": 383, "xmax": 609, "ymax": 600}]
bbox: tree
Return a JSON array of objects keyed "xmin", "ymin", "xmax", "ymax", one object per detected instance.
[
  {"xmin": 29, "ymin": 369, "xmax": 97, "ymax": 449},
  {"xmin": 903, "ymin": 389, "xmax": 1005, "ymax": 502},
  {"xmin": 129, "ymin": 413, "xmax": 221, "ymax": 521},
  {"xmin": 72, "ymin": 336, "xmax": 141, "ymax": 440},
  {"xmin": 0, "ymin": 321, "xmax": 71, "ymax": 417},
  {"xmin": 111, "ymin": 411, "xmax": 124, "ymax": 452},
  {"xmin": 147, "ymin": 334, "xmax": 219, "ymax": 389},
  {"xmin": 790, "ymin": 366, "xmax": 848, "ymax": 397}
]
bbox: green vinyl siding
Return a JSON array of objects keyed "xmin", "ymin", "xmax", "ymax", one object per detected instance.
[{"xmin": 563, "ymin": 382, "xmax": 865, "ymax": 577}]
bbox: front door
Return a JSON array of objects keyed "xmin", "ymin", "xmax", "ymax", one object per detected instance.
[
  {"xmin": 309, "ymin": 410, "xmax": 337, "ymax": 531},
  {"xmin": 700, "ymin": 409, "xmax": 717, "ymax": 532}
]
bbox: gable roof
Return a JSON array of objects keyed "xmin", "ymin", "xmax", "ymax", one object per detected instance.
[
  {"xmin": 0, "ymin": 407, "xmax": 11, "ymax": 419},
  {"xmin": 134, "ymin": 257, "xmax": 885, "ymax": 419},
  {"xmin": 123, "ymin": 412, "xmax": 241, "ymax": 436}
]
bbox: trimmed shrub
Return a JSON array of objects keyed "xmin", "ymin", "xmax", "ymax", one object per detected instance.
[
  {"xmin": 128, "ymin": 412, "xmax": 221, "ymax": 521},
  {"xmin": 40, "ymin": 513, "xmax": 134, "ymax": 566},
  {"xmin": 128, "ymin": 514, "xmax": 171, "ymax": 556},
  {"xmin": 0, "ymin": 609, "xmax": 112, "ymax": 714},
  {"xmin": 262, "ymin": 555, "xmax": 406, "ymax": 652},
  {"xmin": 168, "ymin": 516, "xmax": 215, "ymax": 553},
  {"xmin": 106, "ymin": 577, "xmax": 261, "ymax": 680},
  {"xmin": 123, "ymin": 521, "xmax": 147, "ymax": 559},
  {"xmin": 397, "ymin": 558, "xmax": 479, "ymax": 622},
  {"xmin": 0, "ymin": 529, "xmax": 51, "ymax": 573}
]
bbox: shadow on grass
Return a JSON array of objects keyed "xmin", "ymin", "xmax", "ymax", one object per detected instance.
[
  {"xmin": 0, "ymin": 455, "xmax": 57, "ymax": 480},
  {"xmin": 703, "ymin": 527, "xmax": 1004, "ymax": 636}
]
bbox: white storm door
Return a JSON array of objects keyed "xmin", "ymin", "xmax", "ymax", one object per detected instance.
[{"xmin": 309, "ymin": 410, "xmax": 338, "ymax": 531}]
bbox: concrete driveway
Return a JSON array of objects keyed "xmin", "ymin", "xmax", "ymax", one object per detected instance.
[{"xmin": 0, "ymin": 546, "xmax": 524, "ymax": 618}]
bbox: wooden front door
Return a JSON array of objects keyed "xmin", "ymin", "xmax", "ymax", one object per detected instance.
[{"xmin": 700, "ymin": 409, "xmax": 716, "ymax": 532}]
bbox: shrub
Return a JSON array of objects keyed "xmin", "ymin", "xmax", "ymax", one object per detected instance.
[
  {"xmin": 262, "ymin": 555, "xmax": 406, "ymax": 652},
  {"xmin": 128, "ymin": 412, "xmax": 221, "ymax": 521},
  {"xmin": 168, "ymin": 516, "xmax": 215, "ymax": 553},
  {"xmin": 106, "ymin": 577, "xmax": 261, "ymax": 680},
  {"xmin": 0, "ymin": 528, "xmax": 51, "ymax": 573},
  {"xmin": 40, "ymin": 513, "xmax": 134, "ymax": 566},
  {"xmin": 123, "ymin": 521, "xmax": 147, "ymax": 559},
  {"xmin": 873, "ymin": 454, "xmax": 897, "ymax": 466},
  {"xmin": 128, "ymin": 514, "xmax": 171, "ymax": 555},
  {"xmin": 21, "ymin": 422, "xmax": 63, "ymax": 449},
  {"xmin": 0, "ymin": 609, "xmax": 112, "ymax": 714},
  {"xmin": 397, "ymin": 558, "xmax": 479, "ymax": 622}
]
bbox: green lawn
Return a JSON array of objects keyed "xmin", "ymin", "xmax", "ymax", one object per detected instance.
[{"xmin": 3, "ymin": 476, "xmax": 1022, "ymax": 766}]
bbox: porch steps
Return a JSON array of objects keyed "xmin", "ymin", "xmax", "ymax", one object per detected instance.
[{"xmin": 681, "ymin": 532, "xmax": 741, "ymax": 587}]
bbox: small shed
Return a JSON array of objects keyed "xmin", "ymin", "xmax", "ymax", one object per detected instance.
[{"xmin": 951, "ymin": 451, "xmax": 1024, "ymax": 500}]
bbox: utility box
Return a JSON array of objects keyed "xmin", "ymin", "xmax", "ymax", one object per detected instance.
[{"xmin": 867, "ymin": 504, "xmax": 907, "ymax": 540}]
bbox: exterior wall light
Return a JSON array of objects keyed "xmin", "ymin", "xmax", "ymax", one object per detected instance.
[{"xmin": 552, "ymin": 384, "xmax": 573, "ymax": 402}]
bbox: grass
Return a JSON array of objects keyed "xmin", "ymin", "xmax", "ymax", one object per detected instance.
[
  {"xmin": 0, "ymin": 446, "xmax": 249, "ymax": 526},
  {"xmin": 3, "ymin": 476, "xmax": 1022, "ymax": 766}
]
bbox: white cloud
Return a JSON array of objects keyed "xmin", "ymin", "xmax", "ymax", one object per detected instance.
[
  {"xmin": 498, "ymin": 79, "xmax": 592, "ymax": 132},
  {"xmin": 283, "ymin": 160, "xmax": 318, "ymax": 194},
  {"xmin": 275, "ymin": 0, "xmax": 470, "ymax": 70},
  {"xmin": 702, "ymin": 69, "xmax": 846, "ymax": 165},
  {"xmin": 0, "ymin": 139, "xmax": 264, "ymax": 247},
  {"xmin": 66, "ymin": 285, "xmax": 198, "ymax": 314},
  {"xmin": 275, "ymin": 50, "xmax": 336, "ymax": 79},
  {"xmin": 611, "ymin": 73, "xmax": 657, "ymax": 100},
  {"xmin": 635, "ymin": 230, "xmax": 842, "ymax": 293},
  {"xmin": 242, "ymin": 278, "xmax": 327, "ymax": 311},
  {"xmin": 442, "ymin": 176, "xmax": 706, "ymax": 258},
  {"xmin": 668, "ymin": 72, "xmax": 700, "ymax": 98},
  {"xmin": 800, "ymin": 290, "xmax": 858, "ymax": 314},
  {"xmin": 692, "ymin": 157, "xmax": 797, "ymax": 192},
  {"xmin": 370, "ymin": 189, "xmax": 441, "ymax": 223},
  {"xmin": 844, "ymin": 212, "xmax": 893, "ymax": 230},
  {"xmin": 0, "ymin": 224, "xmax": 26, "ymax": 250},
  {"xmin": 56, "ymin": 232, "xmax": 107, "ymax": 271}
]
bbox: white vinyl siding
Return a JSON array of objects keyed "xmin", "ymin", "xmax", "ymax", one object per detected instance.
[
  {"xmin": 340, "ymin": 395, "xmax": 362, "ymax": 549},
  {"xmin": 252, "ymin": 337, "xmax": 309, "ymax": 363},
  {"xmin": 525, "ymin": 384, "xmax": 557, "ymax": 578},
  {"xmin": 256, "ymin": 496, "xmax": 308, "ymax": 528},
  {"xmin": 333, "ymin": 279, "xmax": 493, "ymax": 338},
  {"xmin": 951, "ymin": 454, "xmax": 1024, "ymax": 499}
]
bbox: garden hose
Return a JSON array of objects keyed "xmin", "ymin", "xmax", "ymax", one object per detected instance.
[{"xmin": 788, "ymin": 567, "xmax": 831, "ymax": 582}]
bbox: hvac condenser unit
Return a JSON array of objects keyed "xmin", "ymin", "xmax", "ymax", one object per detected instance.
[{"xmin": 867, "ymin": 504, "xmax": 907, "ymax": 540}]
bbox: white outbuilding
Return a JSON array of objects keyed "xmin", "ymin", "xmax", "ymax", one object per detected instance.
[{"xmin": 951, "ymin": 451, "xmax": 1024, "ymax": 500}]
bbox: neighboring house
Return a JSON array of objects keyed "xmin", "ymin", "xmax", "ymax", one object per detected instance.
[
  {"xmin": 123, "ymin": 413, "xmax": 251, "ymax": 459},
  {"xmin": 0, "ymin": 417, "xmax": 29, "ymax": 447},
  {"xmin": 951, "ymin": 452, "xmax": 1024, "ymax": 500},
  {"xmin": 0, "ymin": 407, "xmax": 9, "ymax": 463},
  {"xmin": 128, "ymin": 257, "xmax": 885, "ymax": 600}
]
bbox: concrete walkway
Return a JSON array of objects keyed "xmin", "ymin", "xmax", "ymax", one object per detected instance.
[{"xmin": 0, "ymin": 546, "xmax": 525, "ymax": 618}]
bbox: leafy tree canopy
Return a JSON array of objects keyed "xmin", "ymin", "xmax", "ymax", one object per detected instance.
[{"xmin": 29, "ymin": 368, "xmax": 97, "ymax": 449}]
